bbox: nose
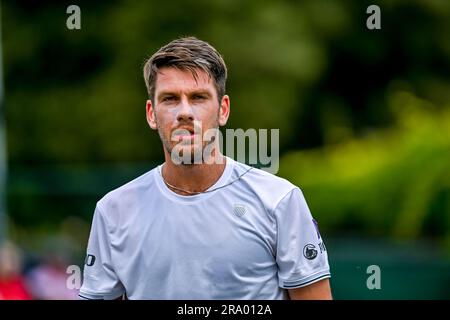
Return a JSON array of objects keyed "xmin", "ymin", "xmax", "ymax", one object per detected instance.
[{"xmin": 176, "ymin": 97, "xmax": 194, "ymax": 123}]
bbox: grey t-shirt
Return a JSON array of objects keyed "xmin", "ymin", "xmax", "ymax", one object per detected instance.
[{"xmin": 79, "ymin": 157, "xmax": 331, "ymax": 300}]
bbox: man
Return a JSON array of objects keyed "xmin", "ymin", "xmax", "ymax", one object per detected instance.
[{"xmin": 79, "ymin": 37, "xmax": 332, "ymax": 300}]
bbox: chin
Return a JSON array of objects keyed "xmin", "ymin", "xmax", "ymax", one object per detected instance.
[{"xmin": 170, "ymin": 146, "xmax": 204, "ymax": 165}]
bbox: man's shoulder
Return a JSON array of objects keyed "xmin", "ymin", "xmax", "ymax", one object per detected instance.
[
  {"xmin": 96, "ymin": 166, "xmax": 158, "ymax": 213},
  {"xmin": 232, "ymin": 159, "xmax": 299, "ymax": 211}
]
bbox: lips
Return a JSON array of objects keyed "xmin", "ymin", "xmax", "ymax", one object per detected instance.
[
  {"xmin": 182, "ymin": 127, "xmax": 195, "ymax": 134},
  {"xmin": 176, "ymin": 133, "xmax": 195, "ymax": 142},
  {"xmin": 172, "ymin": 127, "xmax": 196, "ymax": 142}
]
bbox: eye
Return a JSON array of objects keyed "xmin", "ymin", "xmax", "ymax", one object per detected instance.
[
  {"xmin": 192, "ymin": 94, "xmax": 206, "ymax": 100},
  {"xmin": 162, "ymin": 96, "xmax": 177, "ymax": 102}
]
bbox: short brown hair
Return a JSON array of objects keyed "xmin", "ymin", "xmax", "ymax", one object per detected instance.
[{"xmin": 143, "ymin": 37, "xmax": 227, "ymax": 103}]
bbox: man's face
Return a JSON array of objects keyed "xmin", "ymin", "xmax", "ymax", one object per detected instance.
[{"xmin": 146, "ymin": 67, "xmax": 230, "ymax": 164}]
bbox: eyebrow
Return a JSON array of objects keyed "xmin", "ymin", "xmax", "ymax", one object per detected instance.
[{"xmin": 189, "ymin": 90, "xmax": 212, "ymax": 97}]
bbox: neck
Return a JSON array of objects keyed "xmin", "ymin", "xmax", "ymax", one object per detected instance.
[{"xmin": 161, "ymin": 151, "xmax": 227, "ymax": 196}]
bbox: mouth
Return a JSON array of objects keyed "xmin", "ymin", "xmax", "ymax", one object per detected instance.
[
  {"xmin": 176, "ymin": 133, "xmax": 195, "ymax": 142},
  {"xmin": 172, "ymin": 127, "xmax": 196, "ymax": 142}
]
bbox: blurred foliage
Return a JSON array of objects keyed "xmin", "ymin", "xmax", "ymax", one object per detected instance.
[
  {"xmin": 4, "ymin": 0, "xmax": 450, "ymax": 163},
  {"xmin": 1, "ymin": 0, "xmax": 450, "ymax": 246},
  {"xmin": 280, "ymin": 90, "xmax": 450, "ymax": 244}
]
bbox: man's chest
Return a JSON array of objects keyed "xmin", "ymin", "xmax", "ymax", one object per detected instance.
[{"xmin": 111, "ymin": 199, "xmax": 277, "ymax": 280}]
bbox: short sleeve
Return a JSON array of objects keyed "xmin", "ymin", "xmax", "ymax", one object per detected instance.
[
  {"xmin": 274, "ymin": 188, "xmax": 331, "ymax": 289},
  {"xmin": 79, "ymin": 205, "xmax": 125, "ymax": 300}
]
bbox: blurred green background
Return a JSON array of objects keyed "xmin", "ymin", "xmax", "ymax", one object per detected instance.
[{"xmin": 0, "ymin": 0, "xmax": 449, "ymax": 299}]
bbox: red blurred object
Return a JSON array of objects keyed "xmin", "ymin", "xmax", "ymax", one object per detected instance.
[
  {"xmin": 0, "ymin": 276, "xmax": 32, "ymax": 300},
  {"xmin": 0, "ymin": 241, "xmax": 33, "ymax": 300}
]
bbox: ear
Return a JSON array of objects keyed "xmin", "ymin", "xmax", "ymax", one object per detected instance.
[
  {"xmin": 146, "ymin": 100, "xmax": 157, "ymax": 130},
  {"xmin": 218, "ymin": 95, "xmax": 230, "ymax": 126}
]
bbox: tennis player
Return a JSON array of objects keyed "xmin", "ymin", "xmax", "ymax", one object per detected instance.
[{"xmin": 79, "ymin": 37, "xmax": 332, "ymax": 300}]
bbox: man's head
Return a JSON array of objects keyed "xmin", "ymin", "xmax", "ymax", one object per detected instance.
[
  {"xmin": 144, "ymin": 37, "xmax": 227, "ymax": 104},
  {"xmin": 143, "ymin": 37, "xmax": 230, "ymax": 164}
]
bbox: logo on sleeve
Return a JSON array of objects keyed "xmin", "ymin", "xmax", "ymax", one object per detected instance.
[
  {"xmin": 303, "ymin": 244, "xmax": 318, "ymax": 260},
  {"xmin": 85, "ymin": 254, "xmax": 96, "ymax": 267}
]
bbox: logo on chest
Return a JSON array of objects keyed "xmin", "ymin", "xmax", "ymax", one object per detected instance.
[{"xmin": 233, "ymin": 204, "xmax": 247, "ymax": 217}]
